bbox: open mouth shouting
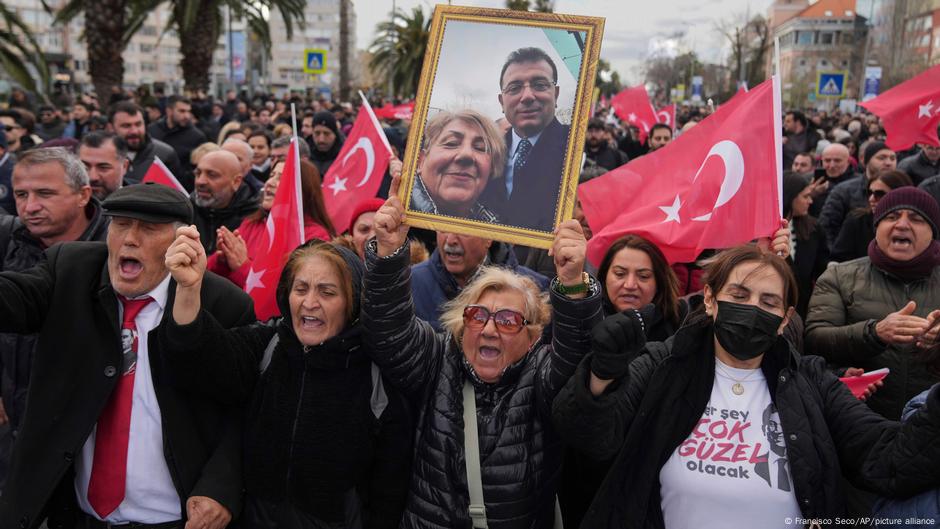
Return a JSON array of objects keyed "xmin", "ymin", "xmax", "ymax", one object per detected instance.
[{"xmin": 118, "ymin": 256, "xmax": 145, "ymax": 280}]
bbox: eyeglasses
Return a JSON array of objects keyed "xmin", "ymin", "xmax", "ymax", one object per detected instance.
[
  {"xmin": 868, "ymin": 189, "xmax": 887, "ymax": 200},
  {"xmin": 500, "ymin": 80, "xmax": 556, "ymax": 96},
  {"xmin": 463, "ymin": 305, "xmax": 528, "ymax": 334}
]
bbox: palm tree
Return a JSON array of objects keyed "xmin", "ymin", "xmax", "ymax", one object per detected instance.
[
  {"xmin": 0, "ymin": 4, "xmax": 50, "ymax": 95},
  {"xmin": 369, "ymin": 7, "xmax": 430, "ymax": 99},
  {"xmin": 51, "ymin": 0, "xmax": 152, "ymax": 100},
  {"xmin": 155, "ymin": 0, "xmax": 305, "ymax": 93}
]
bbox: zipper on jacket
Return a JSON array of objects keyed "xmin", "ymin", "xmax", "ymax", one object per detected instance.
[{"xmin": 284, "ymin": 344, "xmax": 311, "ymax": 493}]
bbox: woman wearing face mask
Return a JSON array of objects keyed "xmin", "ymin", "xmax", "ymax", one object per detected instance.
[
  {"xmin": 830, "ymin": 170, "xmax": 913, "ymax": 262},
  {"xmin": 365, "ymin": 176, "xmax": 601, "ymax": 528},
  {"xmin": 207, "ymin": 158, "xmax": 337, "ymax": 290},
  {"xmin": 553, "ymin": 245, "xmax": 940, "ymax": 528},
  {"xmin": 162, "ymin": 230, "xmax": 413, "ymax": 529}
]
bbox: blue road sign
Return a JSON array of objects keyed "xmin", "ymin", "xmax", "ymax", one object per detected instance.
[{"xmin": 816, "ymin": 71, "xmax": 846, "ymax": 98}]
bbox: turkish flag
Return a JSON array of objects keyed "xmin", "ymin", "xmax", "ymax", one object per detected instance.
[
  {"xmin": 657, "ymin": 104, "xmax": 676, "ymax": 131},
  {"xmin": 374, "ymin": 101, "xmax": 415, "ymax": 121},
  {"xmin": 245, "ymin": 138, "xmax": 305, "ymax": 320},
  {"xmin": 611, "ymin": 86, "xmax": 660, "ymax": 143},
  {"xmin": 860, "ymin": 64, "xmax": 940, "ymax": 151},
  {"xmin": 323, "ymin": 104, "xmax": 393, "ymax": 233},
  {"xmin": 581, "ymin": 77, "xmax": 783, "ymax": 265},
  {"xmin": 141, "ymin": 157, "xmax": 186, "ymax": 195}
]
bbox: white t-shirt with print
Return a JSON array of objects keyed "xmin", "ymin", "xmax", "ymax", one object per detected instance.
[{"xmin": 659, "ymin": 358, "xmax": 802, "ymax": 528}]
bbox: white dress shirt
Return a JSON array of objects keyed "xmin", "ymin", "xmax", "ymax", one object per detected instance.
[{"xmin": 75, "ymin": 274, "xmax": 181, "ymax": 523}]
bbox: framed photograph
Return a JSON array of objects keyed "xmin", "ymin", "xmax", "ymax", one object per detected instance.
[{"xmin": 399, "ymin": 5, "xmax": 605, "ymax": 249}]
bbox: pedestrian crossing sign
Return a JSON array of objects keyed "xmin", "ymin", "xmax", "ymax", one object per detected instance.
[
  {"xmin": 816, "ymin": 71, "xmax": 846, "ymax": 98},
  {"xmin": 303, "ymin": 49, "xmax": 328, "ymax": 74}
]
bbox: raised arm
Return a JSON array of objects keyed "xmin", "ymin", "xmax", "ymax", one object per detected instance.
[
  {"xmin": 552, "ymin": 311, "xmax": 657, "ymax": 461},
  {"xmin": 361, "ymin": 161, "xmax": 444, "ymax": 395},
  {"xmin": 161, "ymin": 225, "xmax": 271, "ymax": 404},
  {"xmin": 535, "ymin": 219, "xmax": 603, "ymax": 417}
]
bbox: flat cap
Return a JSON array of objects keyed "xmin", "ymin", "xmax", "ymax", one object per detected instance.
[{"xmin": 102, "ymin": 183, "xmax": 193, "ymax": 224}]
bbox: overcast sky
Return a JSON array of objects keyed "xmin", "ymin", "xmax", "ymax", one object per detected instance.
[{"xmin": 354, "ymin": 0, "xmax": 775, "ymax": 86}]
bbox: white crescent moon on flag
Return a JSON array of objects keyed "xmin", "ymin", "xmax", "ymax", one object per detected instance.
[
  {"xmin": 657, "ymin": 110, "xmax": 671, "ymax": 126},
  {"xmin": 690, "ymin": 140, "xmax": 745, "ymax": 222},
  {"xmin": 341, "ymin": 137, "xmax": 376, "ymax": 188}
]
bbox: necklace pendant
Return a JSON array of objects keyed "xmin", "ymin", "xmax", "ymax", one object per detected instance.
[{"xmin": 732, "ymin": 383, "xmax": 745, "ymax": 395}]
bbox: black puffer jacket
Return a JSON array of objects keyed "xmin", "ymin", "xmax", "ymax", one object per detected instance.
[
  {"xmin": 362, "ymin": 241, "xmax": 602, "ymax": 529},
  {"xmin": 159, "ymin": 242, "xmax": 411, "ymax": 529},
  {"xmin": 0, "ymin": 201, "xmax": 108, "ymax": 430},
  {"xmin": 552, "ymin": 316, "xmax": 940, "ymax": 529}
]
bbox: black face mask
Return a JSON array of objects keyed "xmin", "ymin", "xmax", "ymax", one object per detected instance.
[{"xmin": 713, "ymin": 301, "xmax": 784, "ymax": 361}]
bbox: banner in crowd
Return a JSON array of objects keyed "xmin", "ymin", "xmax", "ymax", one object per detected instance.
[
  {"xmin": 580, "ymin": 76, "xmax": 783, "ymax": 265},
  {"xmin": 611, "ymin": 86, "xmax": 658, "ymax": 143},
  {"xmin": 322, "ymin": 98, "xmax": 393, "ymax": 233},
  {"xmin": 860, "ymin": 63, "xmax": 940, "ymax": 151},
  {"xmin": 141, "ymin": 157, "xmax": 186, "ymax": 195},
  {"xmin": 245, "ymin": 138, "xmax": 305, "ymax": 320}
]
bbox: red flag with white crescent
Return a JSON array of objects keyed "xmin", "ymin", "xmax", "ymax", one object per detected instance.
[
  {"xmin": 245, "ymin": 138, "xmax": 305, "ymax": 320},
  {"xmin": 581, "ymin": 77, "xmax": 783, "ymax": 265},
  {"xmin": 657, "ymin": 104, "xmax": 676, "ymax": 132},
  {"xmin": 860, "ymin": 64, "xmax": 940, "ymax": 151},
  {"xmin": 141, "ymin": 157, "xmax": 186, "ymax": 195},
  {"xmin": 322, "ymin": 102, "xmax": 393, "ymax": 233},
  {"xmin": 610, "ymin": 86, "xmax": 660, "ymax": 144}
]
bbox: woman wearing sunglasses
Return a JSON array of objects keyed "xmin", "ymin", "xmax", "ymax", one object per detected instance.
[
  {"xmin": 831, "ymin": 170, "xmax": 913, "ymax": 262},
  {"xmin": 363, "ymin": 176, "xmax": 601, "ymax": 529}
]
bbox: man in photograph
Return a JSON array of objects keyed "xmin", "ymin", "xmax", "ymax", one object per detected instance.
[{"xmin": 479, "ymin": 46, "xmax": 571, "ymax": 232}]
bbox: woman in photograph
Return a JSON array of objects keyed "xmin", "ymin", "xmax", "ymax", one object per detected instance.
[
  {"xmin": 553, "ymin": 244, "xmax": 940, "ymax": 528},
  {"xmin": 410, "ymin": 109, "xmax": 507, "ymax": 223}
]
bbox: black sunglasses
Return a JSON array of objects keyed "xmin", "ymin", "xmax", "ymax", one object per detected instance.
[
  {"xmin": 868, "ymin": 189, "xmax": 887, "ymax": 200},
  {"xmin": 463, "ymin": 305, "xmax": 528, "ymax": 335}
]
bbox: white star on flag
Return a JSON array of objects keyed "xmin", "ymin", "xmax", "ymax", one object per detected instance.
[
  {"xmin": 919, "ymin": 100, "xmax": 934, "ymax": 119},
  {"xmin": 328, "ymin": 176, "xmax": 348, "ymax": 196},
  {"xmin": 660, "ymin": 195, "xmax": 682, "ymax": 223},
  {"xmin": 628, "ymin": 112, "xmax": 638, "ymax": 122},
  {"xmin": 245, "ymin": 268, "xmax": 266, "ymax": 294}
]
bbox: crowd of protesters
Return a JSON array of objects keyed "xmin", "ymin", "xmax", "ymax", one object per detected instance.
[{"xmin": 0, "ymin": 74, "xmax": 940, "ymax": 529}]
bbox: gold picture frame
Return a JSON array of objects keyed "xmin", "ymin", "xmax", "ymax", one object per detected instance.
[{"xmin": 399, "ymin": 5, "xmax": 605, "ymax": 249}]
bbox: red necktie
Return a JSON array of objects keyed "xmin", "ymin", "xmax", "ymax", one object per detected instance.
[{"xmin": 87, "ymin": 296, "xmax": 153, "ymax": 518}]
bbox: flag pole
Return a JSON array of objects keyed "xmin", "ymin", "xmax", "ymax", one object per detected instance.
[
  {"xmin": 358, "ymin": 90, "xmax": 394, "ymax": 156},
  {"xmin": 289, "ymin": 102, "xmax": 304, "ymax": 238},
  {"xmin": 772, "ymin": 37, "xmax": 784, "ymax": 228}
]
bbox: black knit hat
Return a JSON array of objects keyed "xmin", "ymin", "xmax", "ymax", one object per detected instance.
[
  {"xmin": 863, "ymin": 141, "xmax": 891, "ymax": 166},
  {"xmin": 102, "ymin": 182, "xmax": 193, "ymax": 224},
  {"xmin": 782, "ymin": 171, "xmax": 811, "ymax": 218},
  {"xmin": 312, "ymin": 111, "xmax": 339, "ymax": 137},
  {"xmin": 873, "ymin": 187, "xmax": 940, "ymax": 239}
]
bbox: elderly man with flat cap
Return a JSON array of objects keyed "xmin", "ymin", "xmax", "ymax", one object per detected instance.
[{"xmin": 0, "ymin": 183, "xmax": 255, "ymax": 529}]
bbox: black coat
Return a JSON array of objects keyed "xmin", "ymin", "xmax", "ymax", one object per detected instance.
[
  {"xmin": 830, "ymin": 209, "xmax": 873, "ymax": 263},
  {"xmin": 585, "ymin": 143, "xmax": 629, "ymax": 172},
  {"xmin": 148, "ymin": 119, "xmax": 207, "ymax": 177},
  {"xmin": 479, "ymin": 118, "xmax": 571, "ymax": 232},
  {"xmin": 158, "ymin": 315, "xmax": 412, "ymax": 529},
  {"xmin": 362, "ymin": 242, "xmax": 602, "ymax": 529},
  {"xmin": 789, "ymin": 219, "xmax": 830, "ymax": 318},
  {"xmin": 0, "ymin": 242, "xmax": 255, "ymax": 529},
  {"xmin": 552, "ymin": 317, "xmax": 940, "ymax": 528},
  {"xmin": 125, "ymin": 136, "xmax": 187, "ymax": 190},
  {"xmin": 898, "ymin": 151, "xmax": 940, "ymax": 186},
  {"xmin": 0, "ymin": 202, "xmax": 109, "ymax": 431}
]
